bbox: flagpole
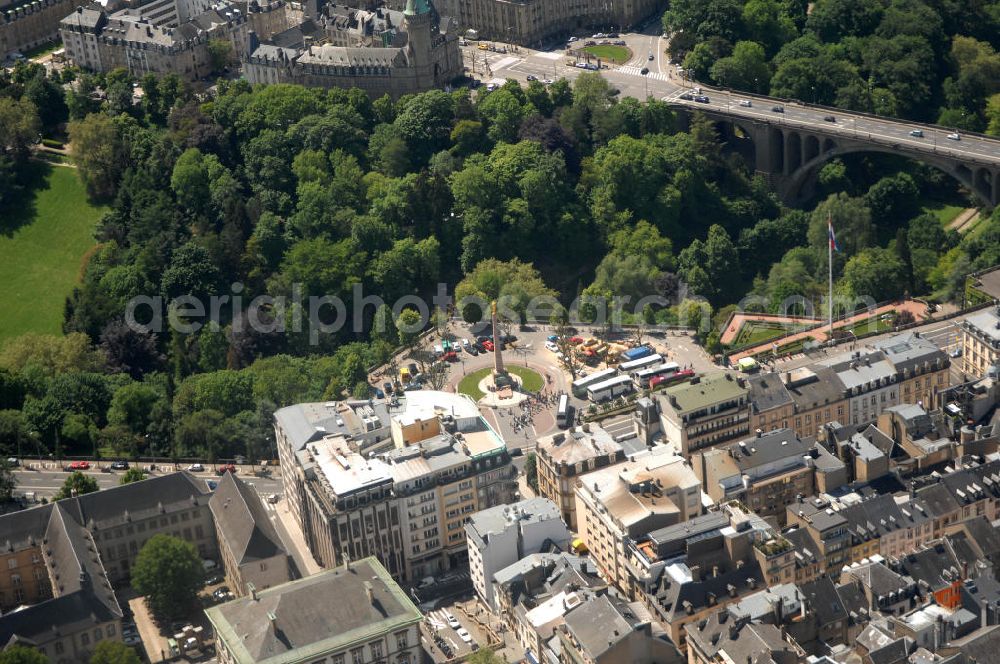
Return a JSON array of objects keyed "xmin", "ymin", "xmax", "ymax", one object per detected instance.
[{"xmin": 828, "ymin": 213, "xmax": 834, "ymax": 341}]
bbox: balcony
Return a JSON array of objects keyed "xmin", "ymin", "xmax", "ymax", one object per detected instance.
[{"xmin": 754, "ymin": 536, "xmax": 792, "ymax": 558}]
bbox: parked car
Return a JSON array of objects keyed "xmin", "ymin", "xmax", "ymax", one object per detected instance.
[
  {"xmin": 909, "ymin": 129, "xmax": 923, "ymax": 137},
  {"xmin": 466, "ymin": 345, "xmax": 479, "ymax": 356},
  {"xmin": 482, "ymin": 340, "xmax": 495, "ymax": 352},
  {"xmin": 187, "ymin": 463, "xmax": 205, "ymax": 472},
  {"xmin": 545, "ymin": 341, "xmax": 559, "ymax": 352},
  {"xmin": 216, "ymin": 464, "xmax": 237, "ymax": 475},
  {"xmin": 542, "ymin": 78, "xmax": 553, "ymax": 85},
  {"xmin": 445, "ymin": 611, "xmax": 460, "ymax": 629},
  {"xmin": 476, "ymin": 335, "xmax": 491, "ymax": 343},
  {"xmin": 567, "ymin": 36, "xmax": 578, "ymax": 42},
  {"xmin": 5, "ymin": 457, "xmax": 18, "ymax": 467},
  {"xmin": 383, "ymin": 381, "xmax": 394, "ymax": 395},
  {"xmin": 547, "ymin": 334, "xmax": 559, "ymax": 342},
  {"xmin": 110, "ymin": 460, "xmax": 129, "ymax": 470},
  {"xmin": 568, "ymin": 336, "xmax": 584, "ymax": 344},
  {"xmin": 456, "ymin": 628, "xmax": 473, "ymax": 644},
  {"xmin": 947, "ymin": 132, "xmax": 961, "ymax": 141},
  {"xmin": 373, "ymin": 388, "xmax": 385, "ymax": 399},
  {"xmin": 268, "ymin": 493, "xmax": 280, "ymax": 504},
  {"xmin": 772, "ymin": 105, "xmax": 784, "ymax": 113},
  {"xmin": 648, "ymin": 53, "xmax": 654, "ymax": 60},
  {"xmin": 526, "ymin": 74, "xmax": 537, "ymax": 81},
  {"xmin": 442, "ymin": 351, "xmax": 458, "ymax": 361},
  {"xmin": 68, "ymin": 461, "xmax": 90, "ymax": 471}
]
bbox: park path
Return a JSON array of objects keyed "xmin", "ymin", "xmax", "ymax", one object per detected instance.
[
  {"xmin": 727, "ymin": 299, "xmax": 929, "ymax": 363},
  {"xmin": 949, "ymin": 208, "xmax": 980, "ymax": 233}
]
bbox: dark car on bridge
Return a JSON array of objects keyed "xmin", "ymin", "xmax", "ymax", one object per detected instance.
[
  {"xmin": 695, "ymin": 95, "xmax": 710, "ymax": 103},
  {"xmin": 772, "ymin": 105, "xmax": 784, "ymax": 113},
  {"xmin": 823, "ymin": 115, "xmax": 836, "ymax": 122}
]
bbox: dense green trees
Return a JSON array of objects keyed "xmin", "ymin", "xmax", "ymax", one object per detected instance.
[
  {"xmin": 90, "ymin": 641, "xmax": 142, "ymax": 664},
  {"xmin": 132, "ymin": 534, "xmax": 204, "ymax": 620},
  {"xmin": 54, "ymin": 471, "xmax": 99, "ymax": 500},
  {"xmin": 664, "ymin": 0, "xmax": 1000, "ymax": 128}
]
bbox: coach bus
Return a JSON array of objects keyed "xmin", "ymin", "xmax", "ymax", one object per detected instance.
[
  {"xmin": 556, "ymin": 394, "xmax": 570, "ymax": 428},
  {"xmin": 571, "ymin": 368, "xmax": 617, "ymax": 397},
  {"xmin": 619, "ymin": 353, "xmax": 663, "ymax": 374},
  {"xmin": 587, "ymin": 375, "xmax": 635, "ymax": 402},
  {"xmin": 634, "ymin": 362, "xmax": 681, "ymax": 388}
]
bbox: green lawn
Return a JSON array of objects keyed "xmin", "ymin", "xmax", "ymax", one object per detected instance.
[
  {"xmin": 841, "ymin": 316, "xmax": 894, "ymax": 337},
  {"xmin": 457, "ymin": 365, "xmax": 544, "ymax": 399},
  {"xmin": 0, "ymin": 162, "xmax": 105, "ymax": 343},
  {"xmin": 582, "ymin": 45, "xmax": 631, "ymax": 63},
  {"xmin": 732, "ymin": 320, "xmax": 803, "ymax": 347},
  {"xmin": 458, "ymin": 368, "xmax": 492, "ymax": 400},
  {"xmin": 506, "ymin": 366, "xmax": 544, "ymax": 392},
  {"xmin": 921, "ymin": 200, "xmax": 964, "ymax": 227}
]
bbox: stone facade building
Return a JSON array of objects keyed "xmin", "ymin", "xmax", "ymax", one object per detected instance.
[
  {"xmin": 244, "ymin": 0, "xmax": 462, "ymax": 98},
  {"xmin": 430, "ymin": 0, "xmax": 664, "ymax": 48},
  {"xmin": 1, "ymin": 0, "xmax": 88, "ymax": 58},
  {"xmin": 59, "ymin": 0, "xmax": 294, "ymax": 79}
]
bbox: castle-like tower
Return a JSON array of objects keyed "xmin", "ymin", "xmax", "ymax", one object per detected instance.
[{"xmin": 402, "ymin": 0, "xmax": 432, "ymax": 75}]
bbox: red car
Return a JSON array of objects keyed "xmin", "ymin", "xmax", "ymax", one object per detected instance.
[
  {"xmin": 68, "ymin": 461, "xmax": 91, "ymax": 471},
  {"xmin": 568, "ymin": 336, "xmax": 584, "ymax": 344},
  {"xmin": 216, "ymin": 464, "xmax": 237, "ymax": 475},
  {"xmin": 482, "ymin": 340, "xmax": 495, "ymax": 352},
  {"xmin": 442, "ymin": 351, "xmax": 458, "ymax": 361}
]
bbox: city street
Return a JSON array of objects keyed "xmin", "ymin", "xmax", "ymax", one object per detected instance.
[{"xmin": 459, "ymin": 29, "xmax": 1000, "ymax": 167}]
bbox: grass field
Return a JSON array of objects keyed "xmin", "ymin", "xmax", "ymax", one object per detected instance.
[
  {"xmin": 841, "ymin": 316, "xmax": 895, "ymax": 337},
  {"xmin": 582, "ymin": 45, "xmax": 631, "ymax": 62},
  {"xmin": 921, "ymin": 200, "xmax": 965, "ymax": 227},
  {"xmin": 457, "ymin": 365, "xmax": 544, "ymax": 400},
  {"xmin": 732, "ymin": 320, "xmax": 805, "ymax": 347},
  {"xmin": 0, "ymin": 162, "xmax": 105, "ymax": 343}
]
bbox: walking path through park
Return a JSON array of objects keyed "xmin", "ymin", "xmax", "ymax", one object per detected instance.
[{"xmin": 728, "ymin": 299, "xmax": 929, "ymax": 363}]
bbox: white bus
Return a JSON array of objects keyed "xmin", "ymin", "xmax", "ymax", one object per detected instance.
[
  {"xmin": 556, "ymin": 394, "xmax": 570, "ymax": 427},
  {"xmin": 620, "ymin": 353, "xmax": 663, "ymax": 374},
  {"xmin": 635, "ymin": 362, "xmax": 680, "ymax": 388},
  {"xmin": 571, "ymin": 368, "xmax": 617, "ymax": 397},
  {"xmin": 587, "ymin": 375, "xmax": 635, "ymax": 402}
]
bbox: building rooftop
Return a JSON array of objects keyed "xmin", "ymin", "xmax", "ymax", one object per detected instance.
[
  {"xmin": 209, "ymin": 473, "xmax": 286, "ymax": 566},
  {"xmin": 536, "ymin": 425, "xmax": 624, "ymax": 466},
  {"xmin": 206, "ymin": 558, "xmax": 422, "ymax": 664},
  {"xmin": 578, "ymin": 447, "xmax": 699, "ymax": 534},
  {"xmin": 660, "ymin": 373, "xmax": 747, "ymax": 415},
  {"xmin": 561, "ymin": 594, "xmax": 634, "ymax": 660},
  {"xmin": 964, "ymin": 308, "xmax": 1000, "ymax": 343},
  {"xmin": 466, "ymin": 497, "xmax": 567, "ymax": 547},
  {"xmin": 784, "ymin": 364, "xmax": 846, "ymax": 412},
  {"xmin": 274, "ymin": 399, "xmax": 391, "ymax": 452},
  {"xmin": 747, "ymin": 372, "xmax": 794, "ymax": 414}
]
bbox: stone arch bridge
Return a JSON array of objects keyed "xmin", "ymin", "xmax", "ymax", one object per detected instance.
[{"xmin": 667, "ymin": 91, "xmax": 1000, "ymax": 207}]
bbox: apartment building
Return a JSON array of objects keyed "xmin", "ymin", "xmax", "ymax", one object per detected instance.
[
  {"xmin": 654, "ymin": 373, "xmax": 751, "ymax": 456},
  {"xmin": 535, "ymin": 423, "xmax": 626, "ymax": 530},
  {"xmin": 209, "ymin": 472, "xmax": 291, "ymax": 597},
  {"xmin": 432, "ymin": 0, "xmax": 664, "ymax": 47},
  {"xmin": 748, "ymin": 333, "xmax": 950, "ymax": 440},
  {"xmin": 961, "ymin": 307, "xmax": 1000, "ymax": 377},
  {"xmin": 207, "ymin": 557, "xmax": 423, "ymax": 664},
  {"xmin": 1, "ymin": 0, "xmax": 88, "ymax": 58},
  {"xmin": 60, "ymin": 1, "xmax": 251, "ymax": 80},
  {"xmin": 693, "ymin": 428, "xmax": 846, "ymax": 524},
  {"xmin": 275, "ymin": 391, "xmax": 516, "ymax": 581},
  {"xmin": 785, "ymin": 498, "xmax": 850, "ymax": 571},
  {"xmin": 465, "ymin": 497, "xmax": 571, "ymax": 610},
  {"xmin": 574, "ymin": 446, "xmax": 702, "ymax": 594},
  {"xmin": 0, "ymin": 472, "xmax": 216, "ymax": 662}
]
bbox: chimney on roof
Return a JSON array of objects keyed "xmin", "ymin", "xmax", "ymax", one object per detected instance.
[
  {"xmin": 364, "ymin": 580, "xmax": 374, "ymax": 604},
  {"xmin": 267, "ymin": 610, "xmax": 277, "ymax": 629},
  {"xmin": 248, "ymin": 582, "xmax": 257, "ymax": 600}
]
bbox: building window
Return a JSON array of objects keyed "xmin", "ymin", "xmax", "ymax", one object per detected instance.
[
  {"xmin": 10, "ymin": 574, "xmax": 20, "ymax": 587},
  {"xmin": 395, "ymin": 631, "xmax": 408, "ymax": 650},
  {"xmin": 81, "ymin": 632, "xmax": 90, "ymax": 646},
  {"xmin": 6, "ymin": 559, "xmax": 15, "ymax": 570},
  {"xmin": 94, "ymin": 627, "xmax": 102, "ymax": 641},
  {"xmin": 107, "ymin": 624, "xmax": 116, "ymax": 636},
  {"xmin": 370, "ymin": 641, "xmax": 384, "ymax": 659},
  {"xmin": 54, "ymin": 642, "xmax": 64, "ymax": 655},
  {"xmin": 351, "ymin": 648, "xmax": 364, "ymax": 664}
]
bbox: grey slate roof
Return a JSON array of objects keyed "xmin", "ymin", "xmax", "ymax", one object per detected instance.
[
  {"xmin": 206, "ymin": 558, "xmax": 421, "ymax": 664},
  {"xmin": 561, "ymin": 594, "xmax": 633, "ymax": 660},
  {"xmin": 210, "ymin": 472, "xmax": 286, "ymax": 565},
  {"xmin": 800, "ymin": 576, "xmax": 847, "ymax": 627}
]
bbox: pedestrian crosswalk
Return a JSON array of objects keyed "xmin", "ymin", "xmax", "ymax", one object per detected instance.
[{"xmin": 617, "ymin": 65, "xmax": 671, "ymax": 82}]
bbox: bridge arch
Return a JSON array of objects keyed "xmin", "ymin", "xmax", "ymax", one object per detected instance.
[{"xmin": 781, "ymin": 143, "xmax": 999, "ymax": 208}]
